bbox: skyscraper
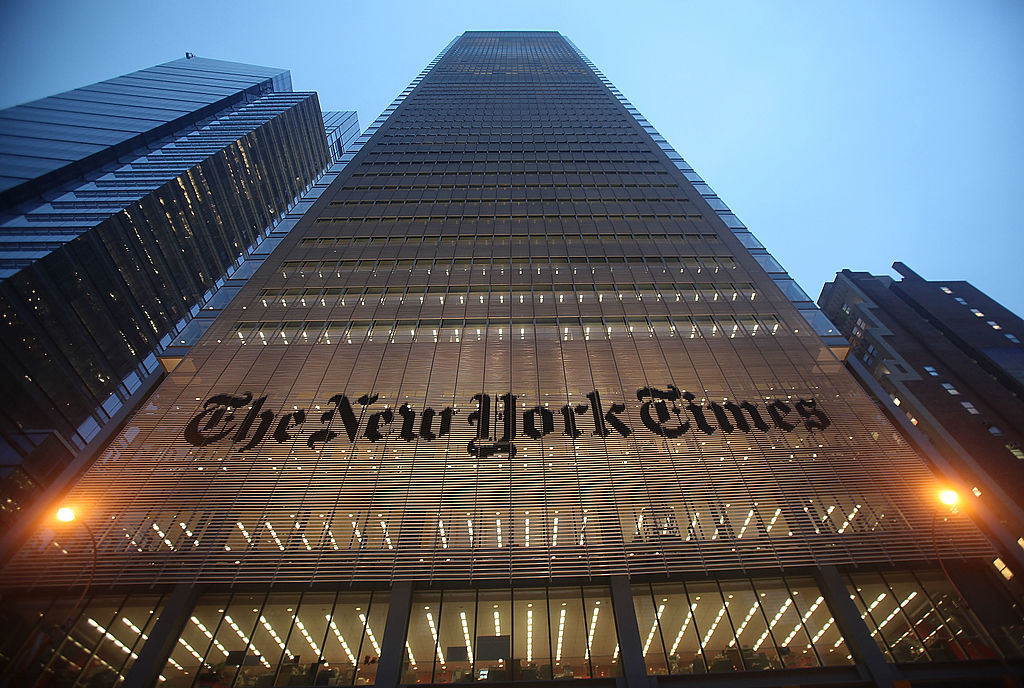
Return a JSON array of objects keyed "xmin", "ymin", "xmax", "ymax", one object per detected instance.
[
  {"xmin": 819, "ymin": 262, "xmax": 1024, "ymax": 544},
  {"xmin": 2, "ymin": 33, "xmax": 1021, "ymax": 688},
  {"xmin": 0, "ymin": 56, "xmax": 357, "ymax": 530}
]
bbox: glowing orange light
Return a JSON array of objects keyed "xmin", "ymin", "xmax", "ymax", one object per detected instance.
[
  {"xmin": 939, "ymin": 490, "xmax": 959, "ymax": 507},
  {"xmin": 56, "ymin": 507, "xmax": 76, "ymax": 522}
]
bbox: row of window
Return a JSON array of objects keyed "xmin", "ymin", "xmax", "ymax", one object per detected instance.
[
  {"xmin": 942, "ymin": 287, "xmax": 1019, "ymax": 343},
  {"xmin": 11, "ymin": 566, "xmax": 1009, "ymax": 688},
  {"xmin": 277, "ymin": 256, "xmax": 739, "ymax": 279},
  {"xmin": 256, "ymin": 282, "xmax": 759, "ymax": 308},
  {"xmin": 931, "ymin": 370, "xmax": 1005, "ymax": 436},
  {"xmin": 298, "ymin": 232, "xmax": 721, "ymax": 248},
  {"xmin": 340, "ymin": 182, "xmax": 680, "ymax": 192},
  {"xmin": 112, "ymin": 498, "xmax": 888, "ymax": 560},
  {"xmin": 229, "ymin": 314, "xmax": 784, "ymax": 346},
  {"xmin": 360, "ymin": 154, "xmax": 662, "ymax": 164},
  {"xmin": 313, "ymin": 212, "xmax": 706, "ymax": 224},
  {"xmin": 347, "ymin": 169, "xmax": 673, "ymax": 179}
]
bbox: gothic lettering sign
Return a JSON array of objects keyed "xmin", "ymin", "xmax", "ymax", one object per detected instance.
[{"xmin": 184, "ymin": 385, "xmax": 831, "ymax": 458}]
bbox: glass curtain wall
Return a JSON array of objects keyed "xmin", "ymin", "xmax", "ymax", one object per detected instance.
[
  {"xmin": 404, "ymin": 586, "xmax": 619, "ymax": 683},
  {"xmin": 160, "ymin": 590, "xmax": 388, "ymax": 687},
  {"xmin": 634, "ymin": 576, "xmax": 852, "ymax": 675}
]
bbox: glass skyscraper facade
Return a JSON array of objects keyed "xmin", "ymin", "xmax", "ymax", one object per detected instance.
[
  {"xmin": 0, "ymin": 57, "xmax": 358, "ymax": 530},
  {"xmin": 1, "ymin": 33, "xmax": 1021, "ymax": 688}
]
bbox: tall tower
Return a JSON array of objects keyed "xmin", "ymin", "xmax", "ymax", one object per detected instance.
[
  {"xmin": 0, "ymin": 57, "xmax": 357, "ymax": 530},
  {"xmin": 2, "ymin": 33, "xmax": 1021, "ymax": 688},
  {"xmin": 819, "ymin": 263, "xmax": 1024, "ymax": 541}
]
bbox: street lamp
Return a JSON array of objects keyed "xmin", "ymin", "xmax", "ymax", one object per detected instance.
[
  {"xmin": 53, "ymin": 506, "xmax": 99, "ymax": 619},
  {"xmin": 938, "ymin": 490, "xmax": 959, "ymax": 508}
]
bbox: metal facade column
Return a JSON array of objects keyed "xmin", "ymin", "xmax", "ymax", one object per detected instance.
[
  {"xmin": 123, "ymin": 583, "xmax": 203, "ymax": 688},
  {"xmin": 815, "ymin": 566, "xmax": 903, "ymax": 688},
  {"xmin": 608, "ymin": 575, "xmax": 648, "ymax": 688},
  {"xmin": 374, "ymin": 581, "xmax": 414, "ymax": 687}
]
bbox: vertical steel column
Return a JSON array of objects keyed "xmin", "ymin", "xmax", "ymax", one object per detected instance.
[
  {"xmin": 374, "ymin": 581, "xmax": 414, "ymax": 687},
  {"xmin": 608, "ymin": 575, "xmax": 648, "ymax": 688},
  {"xmin": 123, "ymin": 583, "xmax": 203, "ymax": 688},
  {"xmin": 814, "ymin": 566, "xmax": 901, "ymax": 688}
]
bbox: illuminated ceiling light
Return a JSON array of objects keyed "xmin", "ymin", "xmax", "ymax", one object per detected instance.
[
  {"xmin": 260, "ymin": 615, "xmax": 292, "ymax": 657},
  {"xmin": 554, "ymin": 607, "xmax": 567, "ymax": 662},
  {"xmin": 380, "ymin": 520, "xmax": 394, "ymax": 549},
  {"xmin": 812, "ymin": 617, "xmax": 836, "ymax": 643},
  {"xmin": 870, "ymin": 592, "xmax": 917, "ymax": 637},
  {"xmin": 326, "ymin": 615, "xmax": 357, "ymax": 665},
  {"xmin": 294, "ymin": 616, "xmax": 322, "ymax": 657},
  {"xmin": 670, "ymin": 603, "xmax": 697, "ymax": 654},
  {"xmin": 190, "ymin": 616, "xmax": 228, "ymax": 656},
  {"xmin": 224, "ymin": 614, "xmax": 271, "ymax": 667},
  {"xmin": 526, "ymin": 607, "xmax": 534, "ymax": 663},
  {"xmin": 642, "ymin": 604, "xmax": 665, "ymax": 656},
  {"xmin": 701, "ymin": 602, "xmax": 729, "ymax": 649},
  {"xmin": 586, "ymin": 604, "xmax": 600, "ymax": 659},
  {"xmin": 460, "ymin": 611, "xmax": 474, "ymax": 664},
  {"xmin": 754, "ymin": 598, "xmax": 793, "ymax": 651},
  {"xmin": 729, "ymin": 602, "xmax": 761, "ymax": 647},
  {"xmin": 265, "ymin": 521, "xmax": 284, "ymax": 551},
  {"xmin": 426, "ymin": 611, "xmax": 446, "ymax": 666},
  {"xmin": 405, "ymin": 641, "xmax": 417, "ymax": 669},
  {"xmin": 781, "ymin": 596, "xmax": 823, "ymax": 647}
]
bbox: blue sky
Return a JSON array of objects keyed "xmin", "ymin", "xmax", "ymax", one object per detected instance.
[{"xmin": 2, "ymin": 0, "xmax": 1022, "ymax": 314}]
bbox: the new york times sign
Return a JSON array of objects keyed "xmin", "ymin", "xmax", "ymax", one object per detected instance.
[{"xmin": 184, "ymin": 385, "xmax": 832, "ymax": 458}]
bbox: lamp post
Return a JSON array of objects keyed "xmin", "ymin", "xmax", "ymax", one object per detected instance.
[
  {"xmin": 54, "ymin": 506, "xmax": 99, "ymax": 618},
  {"xmin": 929, "ymin": 489, "xmax": 959, "ymax": 584}
]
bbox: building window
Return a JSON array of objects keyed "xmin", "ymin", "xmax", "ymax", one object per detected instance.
[
  {"xmin": 1007, "ymin": 443, "xmax": 1024, "ymax": 460},
  {"xmin": 634, "ymin": 577, "xmax": 851, "ymax": 674},
  {"xmin": 994, "ymin": 558, "xmax": 1014, "ymax": 581},
  {"xmin": 923, "ymin": 366, "xmax": 939, "ymax": 376},
  {"xmin": 1007, "ymin": 333, "xmax": 1021, "ymax": 344},
  {"xmin": 954, "ymin": 297, "xmax": 968, "ymax": 305},
  {"xmin": 941, "ymin": 383, "xmax": 960, "ymax": 395},
  {"xmin": 862, "ymin": 344, "xmax": 878, "ymax": 366},
  {"xmin": 960, "ymin": 401, "xmax": 980, "ymax": 415},
  {"xmin": 988, "ymin": 425, "xmax": 1003, "ymax": 436},
  {"xmin": 940, "ymin": 286, "xmax": 953, "ymax": 294},
  {"xmin": 987, "ymin": 320, "xmax": 1002, "ymax": 330},
  {"xmin": 164, "ymin": 589, "xmax": 389, "ymax": 686},
  {"xmin": 970, "ymin": 308, "xmax": 985, "ymax": 317},
  {"xmin": 406, "ymin": 586, "xmax": 618, "ymax": 683},
  {"xmin": 847, "ymin": 570, "xmax": 994, "ymax": 662}
]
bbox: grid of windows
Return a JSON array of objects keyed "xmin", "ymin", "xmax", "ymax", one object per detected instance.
[{"xmin": 2, "ymin": 32, "xmax": 992, "ymax": 592}]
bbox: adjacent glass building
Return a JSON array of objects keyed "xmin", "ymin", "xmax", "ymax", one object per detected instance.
[
  {"xmin": 0, "ymin": 57, "xmax": 358, "ymax": 530},
  {"xmin": 1, "ymin": 33, "xmax": 1022, "ymax": 688}
]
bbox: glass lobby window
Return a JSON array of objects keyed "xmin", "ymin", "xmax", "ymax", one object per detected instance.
[
  {"xmin": 11, "ymin": 593, "xmax": 165, "ymax": 688},
  {"xmin": 162, "ymin": 590, "xmax": 386, "ymax": 687},
  {"xmin": 849, "ymin": 570, "xmax": 1001, "ymax": 663},
  {"xmin": 719, "ymin": 579, "xmax": 783, "ymax": 670},
  {"xmin": 405, "ymin": 586, "xmax": 618, "ymax": 683},
  {"xmin": 638, "ymin": 578, "xmax": 848, "ymax": 676},
  {"xmin": 783, "ymin": 577, "xmax": 851, "ymax": 667},
  {"xmin": 581, "ymin": 587, "xmax": 619, "ymax": 679}
]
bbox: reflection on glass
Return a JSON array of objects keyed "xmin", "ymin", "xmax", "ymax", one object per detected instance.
[{"xmin": 637, "ymin": 577, "xmax": 849, "ymax": 676}]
